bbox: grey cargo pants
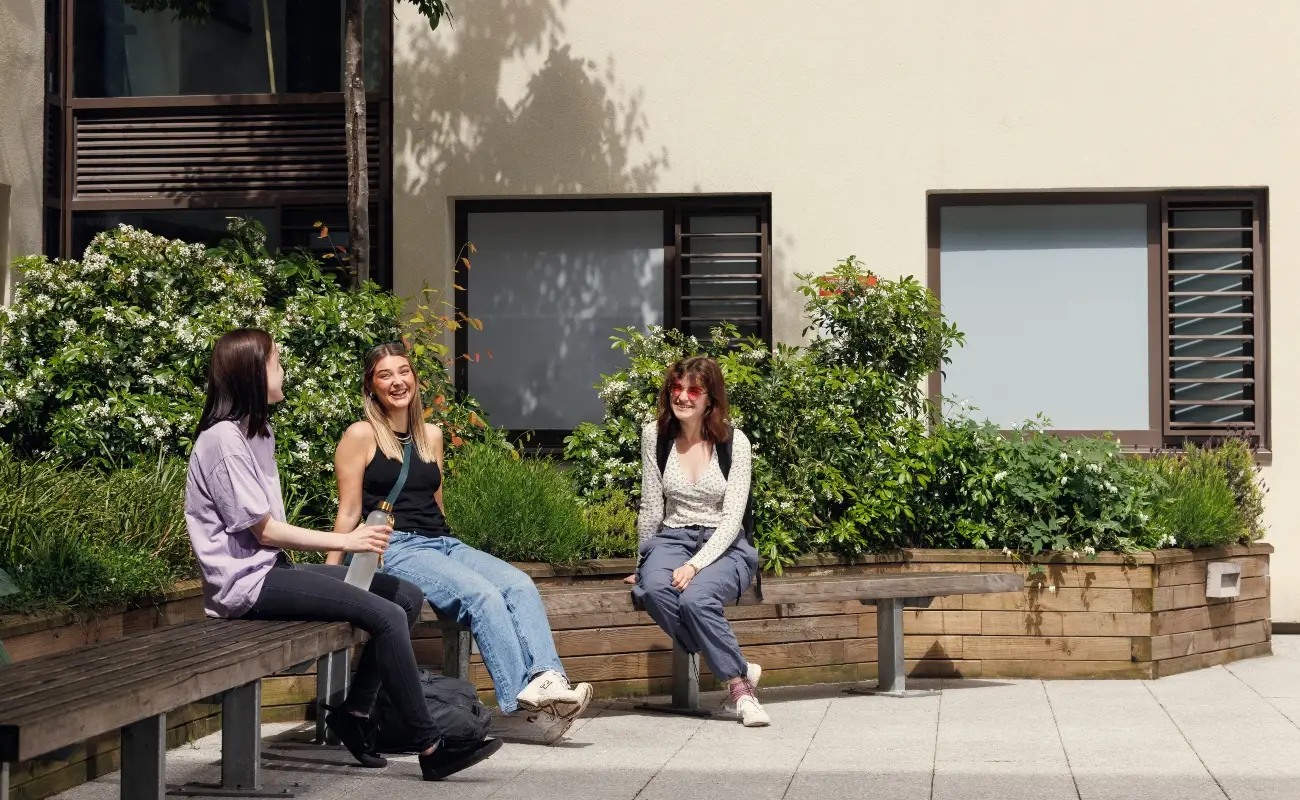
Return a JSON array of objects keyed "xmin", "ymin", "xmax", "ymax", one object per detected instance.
[{"xmin": 632, "ymin": 526, "xmax": 758, "ymax": 681}]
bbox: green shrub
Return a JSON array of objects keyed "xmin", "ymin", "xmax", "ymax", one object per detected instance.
[
  {"xmin": 799, "ymin": 256, "xmax": 963, "ymax": 391},
  {"xmin": 0, "ymin": 443, "xmax": 189, "ymax": 613},
  {"xmin": 1147, "ymin": 439, "xmax": 1266, "ymax": 548},
  {"xmin": 912, "ymin": 416, "xmax": 1163, "ymax": 555},
  {"xmin": 443, "ymin": 443, "xmax": 592, "ymax": 564},
  {"xmin": 0, "ymin": 219, "xmax": 501, "ymax": 529},
  {"xmin": 1148, "ymin": 446, "xmax": 1242, "ymax": 548},
  {"xmin": 1216, "ymin": 436, "xmax": 1267, "ymax": 541},
  {"xmin": 579, "ymin": 490, "xmax": 639, "ymax": 559}
]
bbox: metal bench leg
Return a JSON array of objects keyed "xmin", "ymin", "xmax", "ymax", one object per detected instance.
[
  {"xmin": 846, "ymin": 597, "xmax": 939, "ymax": 699},
  {"xmin": 3, "ymin": 760, "xmax": 11, "ymax": 800},
  {"xmin": 121, "ymin": 713, "xmax": 167, "ymax": 800},
  {"xmin": 173, "ymin": 681, "xmax": 299, "ymax": 798},
  {"xmin": 441, "ymin": 621, "xmax": 472, "ymax": 680},
  {"xmin": 635, "ymin": 642, "xmax": 720, "ymax": 718},
  {"xmin": 314, "ymin": 650, "xmax": 349, "ymax": 745}
]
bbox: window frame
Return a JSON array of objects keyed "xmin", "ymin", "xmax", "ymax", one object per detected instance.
[
  {"xmin": 453, "ymin": 195, "xmax": 773, "ymax": 450},
  {"xmin": 925, "ymin": 189, "xmax": 1269, "ymax": 454},
  {"xmin": 45, "ymin": 0, "xmax": 394, "ymax": 281}
]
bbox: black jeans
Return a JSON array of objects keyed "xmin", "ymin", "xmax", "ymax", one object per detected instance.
[{"xmin": 241, "ymin": 561, "xmax": 439, "ymax": 749}]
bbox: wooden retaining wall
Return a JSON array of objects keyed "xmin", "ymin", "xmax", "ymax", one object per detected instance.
[{"xmin": 0, "ymin": 544, "xmax": 1272, "ymax": 799}]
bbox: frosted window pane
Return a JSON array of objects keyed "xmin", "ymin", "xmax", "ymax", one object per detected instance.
[
  {"xmin": 939, "ymin": 204, "xmax": 1149, "ymax": 431},
  {"xmin": 467, "ymin": 210, "xmax": 664, "ymax": 430}
]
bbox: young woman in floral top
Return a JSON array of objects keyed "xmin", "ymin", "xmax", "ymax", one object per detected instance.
[{"xmin": 626, "ymin": 356, "xmax": 768, "ymax": 726}]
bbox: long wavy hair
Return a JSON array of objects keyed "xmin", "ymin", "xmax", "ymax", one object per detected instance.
[
  {"xmin": 655, "ymin": 356, "xmax": 732, "ymax": 444},
  {"xmin": 362, "ymin": 342, "xmax": 437, "ymax": 464}
]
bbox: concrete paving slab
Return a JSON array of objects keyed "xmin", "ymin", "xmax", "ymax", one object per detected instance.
[{"xmin": 43, "ymin": 638, "xmax": 1300, "ymax": 800}]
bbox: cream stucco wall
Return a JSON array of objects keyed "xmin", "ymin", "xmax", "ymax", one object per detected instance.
[
  {"xmin": 0, "ymin": 0, "xmax": 44, "ymax": 304},
  {"xmin": 393, "ymin": 0, "xmax": 1300, "ymax": 621}
]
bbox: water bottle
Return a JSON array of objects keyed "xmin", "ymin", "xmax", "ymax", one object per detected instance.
[{"xmin": 343, "ymin": 509, "xmax": 390, "ymax": 590}]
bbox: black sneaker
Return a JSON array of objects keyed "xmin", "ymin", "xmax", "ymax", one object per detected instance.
[
  {"xmin": 419, "ymin": 737, "xmax": 504, "ymax": 781},
  {"xmin": 324, "ymin": 707, "xmax": 388, "ymax": 768}
]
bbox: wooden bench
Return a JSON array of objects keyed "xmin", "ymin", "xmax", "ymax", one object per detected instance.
[
  {"xmin": 434, "ymin": 571, "xmax": 1024, "ymax": 714},
  {"xmin": 0, "ymin": 619, "xmax": 367, "ymax": 800}
]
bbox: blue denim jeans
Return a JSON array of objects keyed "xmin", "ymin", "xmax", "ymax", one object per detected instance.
[{"xmin": 379, "ymin": 532, "xmax": 564, "ymax": 714}]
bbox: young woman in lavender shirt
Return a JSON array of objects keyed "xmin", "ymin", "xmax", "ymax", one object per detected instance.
[
  {"xmin": 626, "ymin": 356, "xmax": 769, "ymax": 726},
  {"xmin": 329, "ymin": 342, "xmax": 594, "ymax": 732},
  {"xmin": 183, "ymin": 329, "xmax": 502, "ymax": 780}
]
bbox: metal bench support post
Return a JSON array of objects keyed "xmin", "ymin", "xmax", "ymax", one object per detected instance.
[
  {"xmin": 314, "ymin": 650, "xmax": 349, "ymax": 745},
  {"xmin": 441, "ymin": 621, "xmax": 472, "ymax": 680},
  {"xmin": 121, "ymin": 713, "xmax": 166, "ymax": 800},
  {"xmin": 222, "ymin": 681, "xmax": 262, "ymax": 790},
  {"xmin": 846, "ymin": 597, "xmax": 939, "ymax": 699},
  {"xmin": 3, "ymin": 760, "xmax": 11, "ymax": 800},
  {"xmin": 634, "ymin": 642, "xmax": 719, "ymax": 718},
  {"xmin": 175, "ymin": 681, "xmax": 296, "ymax": 798}
]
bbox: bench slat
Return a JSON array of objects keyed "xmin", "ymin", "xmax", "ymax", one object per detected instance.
[
  {"xmin": 2, "ymin": 621, "xmax": 348, "ymax": 720},
  {"xmin": 0, "ymin": 620, "xmax": 366, "ymax": 762},
  {"xmin": 0, "ymin": 620, "xmax": 307, "ymax": 711},
  {"xmin": 0, "ymin": 619, "xmax": 283, "ymax": 701},
  {"xmin": 538, "ymin": 572, "xmax": 1023, "ymax": 616},
  {"xmin": 761, "ymin": 572, "xmax": 1024, "ymax": 604}
]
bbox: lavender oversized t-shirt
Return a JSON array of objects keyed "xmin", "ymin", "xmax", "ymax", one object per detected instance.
[{"xmin": 185, "ymin": 420, "xmax": 286, "ymax": 618}]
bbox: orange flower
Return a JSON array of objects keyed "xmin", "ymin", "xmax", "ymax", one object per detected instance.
[
  {"xmin": 451, "ymin": 435, "xmax": 464, "ymax": 447},
  {"xmin": 859, "ymin": 275, "xmax": 879, "ymax": 287}
]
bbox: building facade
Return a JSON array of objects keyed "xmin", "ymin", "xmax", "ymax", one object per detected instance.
[
  {"xmin": 1, "ymin": 1, "xmax": 1295, "ymax": 624},
  {"xmin": 389, "ymin": 0, "xmax": 1299, "ymax": 623},
  {"xmin": 27, "ymin": 0, "xmax": 395, "ymax": 283}
]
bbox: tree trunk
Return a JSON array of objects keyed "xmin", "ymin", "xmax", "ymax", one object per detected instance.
[{"xmin": 343, "ymin": 0, "xmax": 370, "ymax": 288}]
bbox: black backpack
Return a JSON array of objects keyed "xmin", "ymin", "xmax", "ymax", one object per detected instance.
[
  {"xmin": 372, "ymin": 669, "xmax": 492, "ymax": 753},
  {"xmin": 654, "ymin": 428, "xmax": 762, "ymax": 598}
]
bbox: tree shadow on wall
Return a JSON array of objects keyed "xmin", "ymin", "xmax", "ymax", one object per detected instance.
[
  {"xmin": 394, "ymin": 0, "xmax": 668, "ymax": 198},
  {"xmin": 393, "ymin": 0, "xmax": 669, "ymax": 431}
]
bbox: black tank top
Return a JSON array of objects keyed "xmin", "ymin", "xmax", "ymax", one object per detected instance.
[{"xmin": 362, "ymin": 443, "xmax": 451, "ymax": 537}]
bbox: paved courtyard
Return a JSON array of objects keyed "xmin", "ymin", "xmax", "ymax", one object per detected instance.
[{"xmin": 57, "ymin": 636, "xmax": 1299, "ymax": 800}]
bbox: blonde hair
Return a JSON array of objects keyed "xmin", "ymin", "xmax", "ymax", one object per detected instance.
[{"xmin": 362, "ymin": 342, "xmax": 438, "ymax": 464}]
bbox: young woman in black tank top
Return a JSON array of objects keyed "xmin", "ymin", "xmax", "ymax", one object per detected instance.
[{"xmin": 329, "ymin": 342, "xmax": 594, "ymax": 730}]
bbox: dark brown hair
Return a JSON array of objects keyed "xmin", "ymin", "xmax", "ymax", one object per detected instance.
[
  {"xmin": 197, "ymin": 328, "xmax": 275, "ymax": 439},
  {"xmin": 656, "ymin": 356, "xmax": 732, "ymax": 444}
]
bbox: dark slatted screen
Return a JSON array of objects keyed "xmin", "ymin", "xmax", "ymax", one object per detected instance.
[
  {"xmin": 73, "ymin": 105, "xmax": 380, "ymax": 198},
  {"xmin": 675, "ymin": 203, "xmax": 770, "ymax": 343},
  {"xmin": 1163, "ymin": 200, "xmax": 1261, "ymax": 437}
]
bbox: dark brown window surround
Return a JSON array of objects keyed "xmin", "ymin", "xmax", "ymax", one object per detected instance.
[
  {"xmin": 453, "ymin": 195, "xmax": 773, "ymax": 449},
  {"xmin": 926, "ymin": 190, "xmax": 1270, "ymax": 456},
  {"xmin": 43, "ymin": 0, "xmax": 394, "ymax": 287}
]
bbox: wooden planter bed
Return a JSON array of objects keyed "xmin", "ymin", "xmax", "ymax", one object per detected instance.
[{"xmin": 0, "ymin": 544, "xmax": 1272, "ymax": 800}]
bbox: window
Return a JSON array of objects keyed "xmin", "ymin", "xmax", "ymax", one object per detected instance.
[
  {"xmin": 455, "ymin": 196, "xmax": 772, "ymax": 446},
  {"xmin": 71, "ymin": 208, "xmax": 279, "ymax": 256},
  {"xmin": 73, "ymin": 0, "xmax": 380, "ymax": 98},
  {"xmin": 928, "ymin": 191, "xmax": 1268, "ymax": 449}
]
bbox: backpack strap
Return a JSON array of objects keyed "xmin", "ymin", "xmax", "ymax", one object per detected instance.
[
  {"xmin": 655, "ymin": 426, "xmax": 671, "ymax": 477},
  {"xmin": 719, "ymin": 431, "xmax": 762, "ymax": 601}
]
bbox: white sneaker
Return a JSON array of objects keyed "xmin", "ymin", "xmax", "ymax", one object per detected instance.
[
  {"xmin": 735, "ymin": 693, "xmax": 771, "ymax": 727},
  {"xmin": 516, "ymin": 670, "xmax": 594, "ymax": 721}
]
